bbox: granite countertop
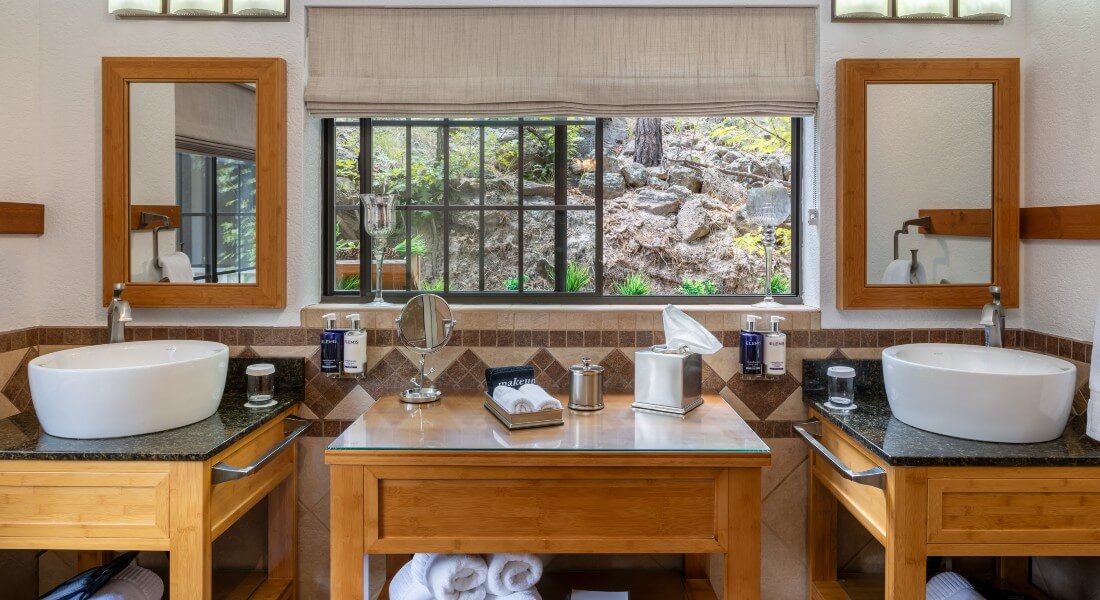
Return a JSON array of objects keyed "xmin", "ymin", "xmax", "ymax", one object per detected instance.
[
  {"xmin": 0, "ymin": 357, "xmax": 304, "ymax": 462},
  {"xmin": 804, "ymin": 359, "xmax": 1100, "ymax": 467}
]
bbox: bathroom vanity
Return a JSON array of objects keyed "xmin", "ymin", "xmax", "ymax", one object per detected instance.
[
  {"xmin": 0, "ymin": 386, "xmax": 303, "ymax": 599},
  {"xmin": 326, "ymin": 393, "xmax": 771, "ymax": 600},
  {"xmin": 801, "ymin": 361, "xmax": 1100, "ymax": 600}
]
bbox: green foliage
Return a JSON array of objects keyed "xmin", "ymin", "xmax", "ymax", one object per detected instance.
[
  {"xmin": 393, "ymin": 235, "xmax": 427, "ymax": 257},
  {"xmin": 420, "ymin": 277, "xmax": 445, "ymax": 292},
  {"xmin": 733, "ymin": 227, "xmax": 792, "ymax": 258},
  {"xmin": 613, "ymin": 273, "xmax": 652, "ymax": 296},
  {"xmin": 761, "ymin": 273, "xmax": 792, "ymax": 295},
  {"xmin": 709, "ymin": 117, "xmax": 792, "ymax": 155},
  {"xmin": 679, "ymin": 278, "xmax": 719, "ymax": 296},
  {"xmin": 336, "ymin": 273, "xmax": 360, "ymax": 291},
  {"xmin": 503, "ymin": 275, "xmax": 530, "ymax": 291},
  {"xmin": 546, "ymin": 262, "xmax": 593, "ymax": 292},
  {"xmin": 336, "ymin": 238, "xmax": 359, "ymax": 251}
]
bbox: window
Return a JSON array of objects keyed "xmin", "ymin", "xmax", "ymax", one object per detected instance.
[
  {"xmin": 177, "ymin": 151, "xmax": 258, "ymax": 283},
  {"xmin": 323, "ymin": 117, "xmax": 800, "ymax": 302}
]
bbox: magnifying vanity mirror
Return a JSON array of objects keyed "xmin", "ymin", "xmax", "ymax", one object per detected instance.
[
  {"xmin": 837, "ymin": 58, "xmax": 1019, "ymax": 309},
  {"xmin": 395, "ymin": 294, "xmax": 457, "ymax": 404},
  {"xmin": 103, "ymin": 58, "xmax": 286, "ymax": 307}
]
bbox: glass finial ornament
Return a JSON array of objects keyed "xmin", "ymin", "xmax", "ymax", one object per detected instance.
[
  {"xmin": 361, "ymin": 193, "xmax": 400, "ymax": 304},
  {"xmin": 746, "ymin": 183, "xmax": 792, "ymax": 309}
]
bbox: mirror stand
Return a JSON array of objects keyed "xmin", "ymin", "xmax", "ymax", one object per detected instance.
[
  {"xmin": 401, "ymin": 354, "xmax": 442, "ymax": 404},
  {"xmin": 395, "ymin": 293, "xmax": 456, "ymax": 404}
]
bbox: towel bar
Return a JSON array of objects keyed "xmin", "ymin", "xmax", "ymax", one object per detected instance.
[{"xmin": 794, "ymin": 419, "xmax": 886, "ymax": 489}]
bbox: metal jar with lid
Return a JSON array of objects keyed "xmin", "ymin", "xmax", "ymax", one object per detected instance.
[{"xmin": 569, "ymin": 357, "xmax": 605, "ymax": 411}]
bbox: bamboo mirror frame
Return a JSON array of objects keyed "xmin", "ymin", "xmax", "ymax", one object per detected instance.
[
  {"xmin": 102, "ymin": 57, "xmax": 286, "ymax": 307},
  {"xmin": 836, "ymin": 58, "xmax": 1019, "ymax": 309}
]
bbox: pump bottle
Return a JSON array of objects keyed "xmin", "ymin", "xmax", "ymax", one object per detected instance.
[
  {"xmin": 763, "ymin": 315, "xmax": 787, "ymax": 378},
  {"xmin": 740, "ymin": 315, "xmax": 764, "ymax": 379}
]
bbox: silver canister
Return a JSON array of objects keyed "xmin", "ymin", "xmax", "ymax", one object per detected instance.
[{"xmin": 569, "ymin": 357, "xmax": 605, "ymax": 411}]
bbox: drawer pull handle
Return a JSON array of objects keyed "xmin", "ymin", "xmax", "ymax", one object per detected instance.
[
  {"xmin": 794, "ymin": 419, "xmax": 886, "ymax": 490},
  {"xmin": 212, "ymin": 416, "xmax": 310, "ymax": 485}
]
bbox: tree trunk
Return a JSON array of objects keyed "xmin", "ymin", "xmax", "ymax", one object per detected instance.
[{"xmin": 634, "ymin": 118, "xmax": 663, "ymax": 167}]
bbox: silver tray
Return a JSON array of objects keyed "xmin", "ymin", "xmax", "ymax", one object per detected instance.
[{"xmin": 484, "ymin": 393, "xmax": 565, "ymax": 430}]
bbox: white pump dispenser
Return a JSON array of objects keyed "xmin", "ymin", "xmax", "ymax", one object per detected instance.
[
  {"xmin": 343, "ymin": 313, "xmax": 366, "ymax": 375},
  {"xmin": 764, "ymin": 315, "xmax": 787, "ymax": 378}
]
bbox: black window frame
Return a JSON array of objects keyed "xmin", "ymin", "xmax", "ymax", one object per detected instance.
[
  {"xmin": 176, "ymin": 151, "xmax": 258, "ymax": 283},
  {"xmin": 322, "ymin": 117, "xmax": 802, "ymax": 304}
]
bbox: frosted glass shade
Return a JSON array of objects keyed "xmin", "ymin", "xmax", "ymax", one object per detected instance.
[
  {"xmin": 233, "ymin": 0, "xmax": 285, "ymax": 16},
  {"xmin": 896, "ymin": 0, "xmax": 951, "ymax": 17},
  {"xmin": 108, "ymin": 0, "xmax": 163, "ymax": 15},
  {"xmin": 746, "ymin": 184, "xmax": 792, "ymax": 228},
  {"xmin": 958, "ymin": 0, "xmax": 1011, "ymax": 19},
  {"xmin": 169, "ymin": 0, "xmax": 225, "ymax": 15},
  {"xmin": 834, "ymin": 0, "xmax": 889, "ymax": 18}
]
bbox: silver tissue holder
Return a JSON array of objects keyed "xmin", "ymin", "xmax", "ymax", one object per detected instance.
[{"xmin": 633, "ymin": 345, "xmax": 703, "ymax": 415}]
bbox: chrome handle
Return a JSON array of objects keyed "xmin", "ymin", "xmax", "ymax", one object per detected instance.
[
  {"xmin": 211, "ymin": 416, "xmax": 310, "ymax": 485},
  {"xmin": 794, "ymin": 419, "xmax": 886, "ymax": 490}
]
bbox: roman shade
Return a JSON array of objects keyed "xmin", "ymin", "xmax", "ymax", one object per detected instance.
[
  {"xmin": 175, "ymin": 82, "xmax": 257, "ymax": 161},
  {"xmin": 305, "ymin": 7, "xmax": 818, "ymax": 117}
]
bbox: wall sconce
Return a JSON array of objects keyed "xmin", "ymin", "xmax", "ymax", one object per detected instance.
[
  {"xmin": 110, "ymin": 0, "xmax": 287, "ymax": 19},
  {"xmin": 833, "ymin": 0, "xmax": 1009, "ymax": 22}
]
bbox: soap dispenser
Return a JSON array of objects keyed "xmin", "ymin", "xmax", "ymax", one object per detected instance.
[
  {"xmin": 740, "ymin": 315, "xmax": 764, "ymax": 379},
  {"xmin": 343, "ymin": 313, "xmax": 366, "ymax": 375},
  {"xmin": 320, "ymin": 313, "xmax": 342, "ymax": 374},
  {"xmin": 763, "ymin": 316, "xmax": 787, "ymax": 378}
]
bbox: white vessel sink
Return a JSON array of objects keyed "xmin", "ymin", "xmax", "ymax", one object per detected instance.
[
  {"xmin": 882, "ymin": 344, "xmax": 1077, "ymax": 444},
  {"xmin": 28, "ymin": 341, "xmax": 229, "ymax": 439}
]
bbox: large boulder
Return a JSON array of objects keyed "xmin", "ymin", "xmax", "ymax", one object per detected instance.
[
  {"xmin": 676, "ymin": 197, "xmax": 712, "ymax": 242},
  {"xmin": 579, "ymin": 172, "xmax": 626, "ymax": 199},
  {"xmin": 635, "ymin": 189, "xmax": 681, "ymax": 216},
  {"xmin": 621, "ymin": 162, "xmax": 647, "ymax": 188},
  {"xmin": 646, "ymin": 177, "xmax": 669, "ymax": 190},
  {"xmin": 701, "ymin": 168, "xmax": 749, "ymax": 207},
  {"xmin": 667, "ymin": 185, "xmax": 694, "ymax": 200},
  {"xmin": 667, "ymin": 165, "xmax": 703, "ymax": 193},
  {"xmin": 523, "ymin": 180, "xmax": 555, "ymax": 197},
  {"xmin": 646, "ymin": 166, "xmax": 668, "ymax": 181}
]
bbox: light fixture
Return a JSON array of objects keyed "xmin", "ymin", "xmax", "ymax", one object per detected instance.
[
  {"xmin": 169, "ymin": 0, "xmax": 225, "ymax": 16},
  {"xmin": 958, "ymin": 0, "xmax": 1011, "ymax": 19},
  {"xmin": 232, "ymin": 0, "xmax": 286, "ymax": 17},
  {"xmin": 896, "ymin": 0, "xmax": 952, "ymax": 18},
  {"xmin": 108, "ymin": 0, "xmax": 164, "ymax": 16},
  {"xmin": 834, "ymin": 0, "xmax": 889, "ymax": 18}
]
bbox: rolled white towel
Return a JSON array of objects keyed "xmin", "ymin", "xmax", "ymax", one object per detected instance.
[
  {"xmin": 517, "ymin": 384, "xmax": 562, "ymax": 411},
  {"xmin": 90, "ymin": 564, "xmax": 164, "ymax": 600},
  {"xmin": 411, "ymin": 553, "xmax": 488, "ymax": 600},
  {"xmin": 485, "ymin": 554, "xmax": 544, "ymax": 596},
  {"xmin": 157, "ymin": 251, "xmax": 194, "ymax": 283},
  {"xmin": 926, "ymin": 572, "xmax": 984, "ymax": 600},
  {"xmin": 488, "ymin": 590, "xmax": 543, "ymax": 600},
  {"xmin": 493, "ymin": 386, "xmax": 535, "ymax": 414},
  {"xmin": 389, "ymin": 562, "xmax": 434, "ymax": 600}
]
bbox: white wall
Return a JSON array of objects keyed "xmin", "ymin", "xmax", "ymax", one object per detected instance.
[
  {"xmin": 9, "ymin": 0, "xmax": 1097, "ymax": 339},
  {"xmin": 128, "ymin": 83, "xmax": 178, "ymax": 283},
  {"xmin": 0, "ymin": 0, "xmax": 42, "ymax": 332},
  {"xmin": 1021, "ymin": 0, "xmax": 1100, "ymax": 342}
]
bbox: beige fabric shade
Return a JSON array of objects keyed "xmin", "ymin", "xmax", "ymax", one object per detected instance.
[
  {"xmin": 175, "ymin": 82, "xmax": 257, "ymax": 161},
  {"xmin": 305, "ymin": 7, "xmax": 818, "ymax": 117}
]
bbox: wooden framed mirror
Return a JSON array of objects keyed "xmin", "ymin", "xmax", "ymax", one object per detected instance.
[
  {"xmin": 836, "ymin": 58, "xmax": 1019, "ymax": 309},
  {"xmin": 102, "ymin": 57, "xmax": 286, "ymax": 307}
]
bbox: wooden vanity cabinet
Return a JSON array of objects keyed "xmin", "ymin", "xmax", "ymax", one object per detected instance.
[
  {"xmin": 0, "ymin": 406, "xmax": 301, "ymax": 600},
  {"xmin": 806, "ymin": 410, "xmax": 1100, "ymax": 599}
]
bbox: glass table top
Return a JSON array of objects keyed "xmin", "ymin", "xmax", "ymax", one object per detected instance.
[{"xmin": 328, "ymin": 393, "xmax": 770, "ymax": 453}]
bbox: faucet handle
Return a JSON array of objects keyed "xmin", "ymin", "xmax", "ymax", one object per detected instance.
[
  {"xmin": 113, "ymin": 283, "xmax": 126, "ymax": 300},
  {"xmin": 989, "ymin": 285, "xmax": 1001, "ymax": 303}
]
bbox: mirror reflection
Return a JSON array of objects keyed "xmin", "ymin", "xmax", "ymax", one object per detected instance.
[
  {"xmin": 128, "ymin": 82, "xmax": 257, "ymax": 283},
  {"xmin": 865, "ymin": 83, "xmax": 993, "ymax": 286},
  {"xmin": 396, "ymin": 293, "xmax": 455, "ymax": 353}
]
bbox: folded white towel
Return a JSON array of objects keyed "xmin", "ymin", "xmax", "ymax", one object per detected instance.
[
  {"xmin": 493, "ymin": 386, "xmax": 535, "ymax": 414},
  {"xmin": 90, "ymin": 564, "xmax": 164, "ymax": 600},
  {"xmin": 488, "ymin": 591, "xmax": 543, "ymax": 600},
  {"xmin": 389, "ymin": 562, "xmax": 434, "ymax": 600},
  {"xmin": 485, "ymin": 554, "xmax": 544, "ymax": 596},
  {"xmin": 926, "ymin": 572, "xmax": 984, "ymax": 600},
  {"xmin": 517, "ymin": 384, "xmax": 562, "ymax": 411},
  {"xmin": 411, "ymin": 553, "xmax": 488, "ymax": 600},
  {"xmin": 158, "ymin": 251, "xmax": 194, "ymax": 283}
]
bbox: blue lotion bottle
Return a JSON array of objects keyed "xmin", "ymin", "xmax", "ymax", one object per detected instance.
[
  {"xmin": 320, "ymin": 313, "xmax": 343, "ymax": 374},
  {"xmin": 740, "ymin": 315, "xmax": 764, "ymax": 379}
]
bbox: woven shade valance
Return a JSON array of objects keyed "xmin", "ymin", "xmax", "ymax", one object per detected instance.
[
  {"xmin": 305, "ymin": 7, "xmax": 818, "ymax": 118},
  {"xmin": 175, "ymin": 83, "xmax": 256, "ymax": 161}
]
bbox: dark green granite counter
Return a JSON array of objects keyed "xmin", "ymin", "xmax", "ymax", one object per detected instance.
[
  {"xmin": 0, "ymin": 358, "xmax": 303, "ymax": 462},
  {"xmin": 804, "ymin": 359, "xmax": 1100, "ymax": 467}
]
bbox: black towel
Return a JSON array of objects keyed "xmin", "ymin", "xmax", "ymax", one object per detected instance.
[{"xmin": 485, "ymin": 366, "xmax": 536, "ymax": 395}]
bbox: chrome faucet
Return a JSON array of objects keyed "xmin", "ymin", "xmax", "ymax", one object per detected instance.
[
  {"xmin": 107, "ymin": 283, "xmax": 132, "ymax": 344},
  {"xmin": 979, "ymin": 286, "xmax": 1005, "ymax": 348}
]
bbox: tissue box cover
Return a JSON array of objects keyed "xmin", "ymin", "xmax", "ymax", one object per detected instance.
[{"xmin": 633, "ymin": 346, "xmax": 703, "ymax": 415}]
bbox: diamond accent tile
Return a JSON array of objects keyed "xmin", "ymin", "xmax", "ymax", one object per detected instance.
[
  {"xmin": 0, "ymin": 348, "xmax": 29, "ymax": 391},
  {"xmin": 326, "ymin": 386, "xmax": 377, "ymax": 420},
  {"xmin": 525, "ymin": 348, "xmax": 570, "ymax": 393},
  {"xmin": 725, "ymin": 372, "xmax": 801, "ymax": 420},
  {"xmin": 1, "ymin": 347, "xmax": 37, "ymax": 412},
  {"xmin": 826, "ymin": 349, "xmax": 848, "ymax": 360},
  {"xmin": 600, "ymin": 349, "xmax": 635, "ymax": 394},
  {"xmin": 433, "ymin": 349, "xmax": 489, "ymax": 392},
  {"xmin": 361, "ymin": 349, "xmax": 419, "ymax": 400},
  {"xmin": 701, "ymin": 360, "xmax": 725, "ymax": 394}
]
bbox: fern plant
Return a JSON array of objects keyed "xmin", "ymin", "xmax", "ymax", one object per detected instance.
[
  {"xmin": 760, "ymin": 273, "xmax": 792, "ymax": 295},
  {"xmin": 503, "ymin": 275, "xmax": 530, "ymax": 291},
  {"xmin": 613, "ymin": 273, "xmax": 652, "ymax": 296},
  {"xmin": 393, "ymin": 235, "xmax": 427, "ymax": 258},
  {"xmin": 420, "ymin": 277, "xmax": 445, "ymax": 292},
  {"xmin": 679, "ymin": 278, "xmax": 719, "ymax": 296}
]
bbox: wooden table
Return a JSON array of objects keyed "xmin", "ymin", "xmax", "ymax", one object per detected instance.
[{"xmin": 326, "ymin": 393, "xmax": 771, "ymax": 599}]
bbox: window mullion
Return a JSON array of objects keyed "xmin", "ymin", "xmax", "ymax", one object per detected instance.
[
  {"xmin": 553, "ymin": 125, "xmax": 568, "ymax": 293},
  {"xmin": 478, "ymin": 126, "xmax": 486, "ymax": 292},
  {"xmin": 442, "ymin": 120, "xmax": 451, "ymax": 293},
  {"xmin": 404, "ymin": 124, "xmax": 413, "ymax": 292},
  {"xmin": 517, "ymin": 122, "xmax": 525, "ymax": 293},
  {"xmin": 359, "ymin": 118, "xmax": 370, "ymax": 300},
  {"xmin": 322, "ymin": 120, "xmax": 337, "ymax": 296},
  {"xmin": 207, "ymin": 156, "xmax": 218, "ymax": 283},
  {"xmin": 594, "ymin": 118, "xmax": 605, "ymax": 296}
]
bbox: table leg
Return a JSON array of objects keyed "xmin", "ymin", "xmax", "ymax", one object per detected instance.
[
  {"xmin": 169, "ymin": 462, "xmax": 212, "ymax": 600},
  {"xmin": 885, "ymin": 468, "xmax": 927, "ymax": 600},
  {"xmin": 724, "ymin": 468, "xmax": 762, "ymax": 600},
  {"xmin": 269, "ymin": 466, "xmax": 298, "ymax": 596},
  {"xmin": 331, "ymin": 465, "xmax": 365, "ymax": 600},
  {"xmin": 808, "ymin": 473, "xmax": 838, "ymax": 594}
]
